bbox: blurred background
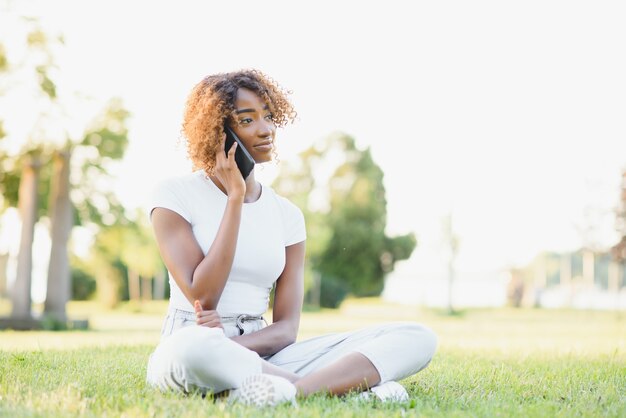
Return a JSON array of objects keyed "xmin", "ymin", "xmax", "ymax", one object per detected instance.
[{"xmin": 1, "ymin": 0, "xmax": 626, "ymax": 330}]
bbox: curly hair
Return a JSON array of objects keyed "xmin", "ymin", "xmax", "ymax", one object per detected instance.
[{"xmin": 181, "ymin": 69, "xmax": 297, "ymax": 174}]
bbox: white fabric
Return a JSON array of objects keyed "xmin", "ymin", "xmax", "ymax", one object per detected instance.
[
  {"xmin": 159, "ymin": 307, "xmax": 266, "ymax": 339},
  {"xmin": 359, "ymin": 381, "xmax": 409, "ymax": 401},
  {"xmin": 147, "ymin": 326, "xmax": 263, "ymax": 394},
  {"xmin": 266, "ymin": 322, "xmax": 437, "ymax": 383},
  {"xmin": 147, "ymin": 317, "xmax": 437, "ymax": 394},
  {"xmin": 148, "ymin": 170, "xmax": 306, "ymax": 316}
]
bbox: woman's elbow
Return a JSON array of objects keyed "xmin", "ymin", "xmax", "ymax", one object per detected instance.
[
  {"xmin": 282, "ymin": 333, "xmax": 297, "ymax": 348},
  {"xmin": 186, "ymin": 286, "xmax": 218, "ymax": 310},
  {"xmin": 278, "ymin": 323, "xmax": 298, "ymax": 348}
]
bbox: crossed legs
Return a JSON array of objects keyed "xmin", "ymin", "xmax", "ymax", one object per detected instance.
[
  {"xmin": 148, "ymin": 322, "xmax": 436, "ymax": 398},
  {"xmin": 262, "ymin": 352, "xmax": 380, "ymax": 396}
]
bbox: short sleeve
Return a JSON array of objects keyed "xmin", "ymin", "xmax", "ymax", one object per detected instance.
[
  {"xmin": 148, "ymin": 178, "xmax": 192, "ymax": 224},
  {"xmin": 282, "ymin": 198, "xmax": 306, "ymax": 246}
]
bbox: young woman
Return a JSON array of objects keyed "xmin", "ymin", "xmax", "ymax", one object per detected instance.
[{"xmin": 146, "ymin": 69, "xmax": 437, "ymax": 406}]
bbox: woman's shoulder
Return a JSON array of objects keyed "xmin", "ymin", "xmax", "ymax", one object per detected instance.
[
  {"xmin": 147, "ymin": 170, "xmax": 207, "ymax": 222},
  {"xmin": 150, "ymin": 170, "xmax": 211, "ymax": 201},
  {"xmin": 262, "ymin": 185, "xmax": 302, "ymax": 215},
  {"xmin": 262, "ymin": 186, "xmax": 306, "ymax": 244},
  {"xmin": 155, "ymin": 170, "xmax": 205, "ymax": 189}
]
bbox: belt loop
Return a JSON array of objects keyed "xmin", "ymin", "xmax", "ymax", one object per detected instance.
[
  {"xmin": 236, "ymin": 315, "xmax": 243, "ymax": 335},
  {"xmin": 234, "ymin": 314, "xmax": 265, "ymax": 336}
]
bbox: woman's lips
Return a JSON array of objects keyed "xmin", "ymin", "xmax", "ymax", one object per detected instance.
[{"xmin": 254, "ymin": 142, "xmax": 273, "ymax": 152}]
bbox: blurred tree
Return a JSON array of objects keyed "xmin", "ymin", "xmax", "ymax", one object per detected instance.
[
  {"xmin": 44, "ymin": 149, "xmax": 72, "ymax": 320},
  {"xmin": 81, "ymin": 210, "xmax": 163, "ymax": 307},
  {"xmin": 0, "ymin": 13, "xmax": 130, "ymax": 322},
  {"xmin": 0, "ymin": 39, "xmax": 8, "ymax": 299},
  {"xmin": 442, "ymin": 213, "xmax": 459, "ymax": 314},
  {"xmin": 84, "ymin": 225, "xmax": 127, "ymax": 308},
  {"xmin": 0, "ymin": 13, "xmax": 57, "ymax": 320},
  {"xmin": 70, "ymin": 263, "xmax": 97, "ymax": 301},
  {"xmin": 61, "ymin": 99, "xmax": 130, "ymax": 310},
  {"xmin": 318, "ymin": 134, "xmax": 416, "ymax": 299},
  {"xmin": 273, "ymin": 133, "xmax": 416, "ymax": 308},
  {"xmin": 272, "ymin": 146, "xmax": 332, "ymax": 307},
  {"xmin": 11, "ymin": 155, "xmax": 41, "ymax": 319},
  {"xmin": 119, "ymin": 210, "xmax": 164, "ymax": 303}
]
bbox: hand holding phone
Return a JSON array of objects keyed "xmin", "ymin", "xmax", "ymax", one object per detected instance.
[{"xmin": 224, "ymin": 125, "xmax": 255, "ymax": 179}]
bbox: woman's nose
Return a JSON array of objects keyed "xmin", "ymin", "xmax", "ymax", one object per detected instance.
[{"xmin": 257, "ymin": 120, "xmax": 274, "ymax": 137}]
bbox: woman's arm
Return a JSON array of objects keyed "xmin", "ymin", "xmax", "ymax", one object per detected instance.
[
  {"xmin": 151, "ymin": 141, "xmax": 246, "ymax": 309},
  {"xmin": 230, "ymin": 241, "xmax": 305, "ymax": 357},
  {"xmin": 151, "ymin": 198, "xmax": 242, "ymax": 309}
]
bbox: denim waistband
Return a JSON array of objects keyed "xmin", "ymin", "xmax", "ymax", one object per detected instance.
[{"xmin": 168, "ymin": 308, "xmax": 266, "ymax": 335}]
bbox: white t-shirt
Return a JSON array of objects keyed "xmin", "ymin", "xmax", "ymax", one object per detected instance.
[{"xmin": 148, "ymin": 170, "xmax": 306, "ymax": 316}]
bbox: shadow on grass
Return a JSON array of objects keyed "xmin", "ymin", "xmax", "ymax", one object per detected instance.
[{"xmin": 431, "ymin": 308, "xmax": 468, "ymax": 318}]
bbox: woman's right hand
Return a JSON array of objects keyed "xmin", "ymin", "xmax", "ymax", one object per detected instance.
[{"xmin": 214, "ymin": 133, "xmax": 246, "ymax": 202}]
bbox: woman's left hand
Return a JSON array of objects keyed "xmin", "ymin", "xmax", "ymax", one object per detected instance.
[{"xmin": 194, "ymin": 300, "xmax": 223, "ymax": 329}]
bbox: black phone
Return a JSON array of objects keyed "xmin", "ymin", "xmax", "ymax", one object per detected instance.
[{"xmin": 224, "ymin": 125, "xmax": 255, "ymax": 179}]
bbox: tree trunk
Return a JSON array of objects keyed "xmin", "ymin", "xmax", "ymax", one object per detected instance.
[
  {"xmin": 447, "ymin": 259, "xmax": 455, "ymax": 314},
  {"xmin": 0, "ymin": 252, "xmax": 8, "ymax": 298},
  {"xmin": 97, "ymin": 266, "xmax": 120, "ymax": 308},
  {"xmin": 153, "ymin": 268, "xmax": 165, "ymax": 300},
  {"xmin": 443, "ymin": 214, "xmax": 457, "ymax": 314},
  {"xmin": 11, "ymin": 157, "xmax": 40, "ymax": 319},
  {"xmin": 141, "ymin": 275, "xmax": 152, "ymax": 301},
  {"xmin": 128, "ymin": 269, "xmax": 140, "ymax": 301},
  {"xmin": 309, "ymin": 271, "xmax": 321, "ymax": 308},
  {"xmin": 44, "ymin": 150, "xmax": 73, "ymax": 321}
]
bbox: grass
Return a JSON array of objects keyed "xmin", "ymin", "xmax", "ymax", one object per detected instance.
[{"xmin": 1, "ymin": 299, "xmax": 625, "ymax": 417}]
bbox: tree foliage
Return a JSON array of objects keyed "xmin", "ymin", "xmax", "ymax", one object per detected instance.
[
  {"xmin": 0, "ymin": 12, "xmax": 159, "ymax": 314},
  {"xmin": 80, "ymin": 210, "xmax": 163, "ymax": 307},
  {"xmin": 0, "ymin": 13, "xmax": 130, "ymax": 223},
  {"xmin": 273, "ymin": 133, "xmax": 416, "ymax": 307}
]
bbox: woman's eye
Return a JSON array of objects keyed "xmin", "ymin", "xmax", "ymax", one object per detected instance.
[
  {"xmin": 238, "ymin": 118, "xmax": 252, "ymax": 125},
  {"xmin": 264, "ymin": 113, "xmax": 274, "ymax": 121}
]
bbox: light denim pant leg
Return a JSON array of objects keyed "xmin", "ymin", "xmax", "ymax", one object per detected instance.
[
  {"xmin": 146, "ymin": 310, "xmax": 263, "ymax": 394},
  {"xmin": 267, "ymin": 322, "xmax": 438, "ymax": 384},
  {"xmin": 147, "ymin": 314, "xmax": 437, "ymax": 394}
]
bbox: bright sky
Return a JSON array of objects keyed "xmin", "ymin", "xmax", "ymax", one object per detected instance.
[{"xmin": 3, "ymin": 0, "xmax": 626, "ymax": 282}]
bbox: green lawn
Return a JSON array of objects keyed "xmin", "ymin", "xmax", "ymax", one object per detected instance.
[{"xmin": 1, "ymin": 299, "xmax": 625, "ymax": 417}]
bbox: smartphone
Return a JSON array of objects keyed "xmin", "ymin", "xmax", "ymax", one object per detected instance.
[{"xmin": 224, "ymin": 125, "xmax": 255, "ymax": 179}]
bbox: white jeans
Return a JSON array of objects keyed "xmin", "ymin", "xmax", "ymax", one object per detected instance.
[{"xmin": 146, "ymin": 309, "xmax": 437, "ymax": 394}]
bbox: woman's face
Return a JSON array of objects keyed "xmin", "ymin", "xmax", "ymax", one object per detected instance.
[{"xmin": 229, "ymin": 88, "xmax": 276, "ymax": 163}]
